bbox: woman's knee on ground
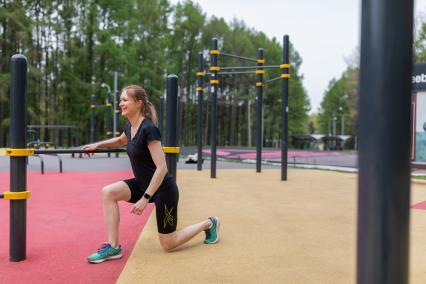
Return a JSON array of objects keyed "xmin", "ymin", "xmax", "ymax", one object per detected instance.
[{"xmin": 159, "ymin": 234, "xmax": 177, "ymax": 252}]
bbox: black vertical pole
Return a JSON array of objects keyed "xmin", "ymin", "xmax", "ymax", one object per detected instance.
[
  {"xmin": 115, "ymin": 90, "xmax": 120, "ymax": 158},
  {"xmin": 9, "ymin": 54, "xmax": 28, "ymax": 261},
  {"xmin": 197, "ymin": 52, "xmax": 204, "ymax": 171},
  {"xmin": 0, "ymin": 102, "xmax": 3, "ymax": 147},
  {"xmin": 256, "ymin": 48, "xmax": 264, "ymax": 173},
  {"xmin": 67, "ymin": 128, "xmax": 72, "ymax": 147},
  {"xmin": 158, "ymin": 96, "xmax": 164, "ymax": 138},
  {"xmin": 106, "ymin": 93, "xmax": 112, "ymax": 138},
  {"xmin": 166, "ymin": 75, "xmax": 179, "ymax": 179},
  {"xmin": 357, "ymin": 1, "xmax": 413, "ymax": 283},
  {"xmin": 210, "ymin": 38, "xmax": 219, "ymax": 178},
  {"xmin": 90, "ymin": 94, "xmax": 96, "ymax": 143},
  {"xmin": 281, "ymin": 35, "xmax": 290, "ymax": 181}
]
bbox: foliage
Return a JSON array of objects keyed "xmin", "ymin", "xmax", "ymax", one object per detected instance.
[{"xmin": 0, "ymin": 0, "xmax": 310, "ymax": 148}]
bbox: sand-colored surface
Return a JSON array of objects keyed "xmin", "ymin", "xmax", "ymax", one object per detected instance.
[{"xmin": 117, "ymin": 169, "xmax": 426, "ymax": 283}]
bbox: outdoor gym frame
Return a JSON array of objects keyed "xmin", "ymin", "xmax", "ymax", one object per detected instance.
[
  {"xmin": 357, "ymin": 0, "xmax": 413, "ymax": 283},
  {"xmin": 1, "ymin": 58, "xmax": 180, "ymax": 262},
  {"xmin": 196, "ymin": 35, "xmax": 290, "ymax": 181}
]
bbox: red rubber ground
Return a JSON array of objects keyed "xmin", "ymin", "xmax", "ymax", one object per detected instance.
[{"xmin": 0, "ymin": 171, "xmax": 153, "ymax": 283}]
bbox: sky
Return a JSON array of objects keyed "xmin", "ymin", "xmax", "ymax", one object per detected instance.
[{"xmin": 170, "ymin": 0, "xmax": 426, "ymax": 114}]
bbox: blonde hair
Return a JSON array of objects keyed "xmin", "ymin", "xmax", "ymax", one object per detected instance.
[{"xmin": 122, "ymin": 85, "xmax": 158, "ymax": 126}]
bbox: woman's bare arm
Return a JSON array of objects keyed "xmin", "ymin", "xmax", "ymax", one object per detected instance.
[{"xmin": 82, "ymin": 132, "xmax": 128, "ymax": 150}]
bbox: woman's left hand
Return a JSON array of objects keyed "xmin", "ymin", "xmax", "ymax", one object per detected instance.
[{"xmin": 131, "ymin": 198, "xmax": 148, "ymax": 215}]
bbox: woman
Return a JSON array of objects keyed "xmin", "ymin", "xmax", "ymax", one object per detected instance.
[{"xmin": 84, "ymin": 85, "xmax": 219, "ymax": 264}]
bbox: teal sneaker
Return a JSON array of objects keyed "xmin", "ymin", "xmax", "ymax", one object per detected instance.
[
  {"xmin": 87, "ymin": 243, "xmax": 122, "ymax": 264},
  {"xmin": 204, "ymin": 217, "xmax": 220, "ymax": 244}
]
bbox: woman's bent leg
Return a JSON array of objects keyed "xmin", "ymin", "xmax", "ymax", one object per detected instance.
[
  {"xmin": 158, "ymin": 219, "xmax": 212, "ymax": 251},
  {"xmin": 102, "ymin": 181, "xmax": 131, "ymax": 247}
]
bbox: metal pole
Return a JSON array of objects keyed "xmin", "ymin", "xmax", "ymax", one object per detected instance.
[
  {"xmin": 256, "ymin": 48, "xmax": 264, "ymax": 173},
  {"xmin": 113, "ymin": 71, "xmax": 118, "ymax": 138},
  {"xmin": 0, "ymin": 102, "xmax": 3, "ymax": 147},
  {"xmin": 90, "ymin": 94, "xmax": 96, "ymax": 143},
  {"xmin": 9, "ymin": 54, "xmax": 28, "ymax": 261},
  {"xmin": 197, "ymin": 52, "xmax": 204, "ymax": 171},
  {"xmin": 114, "ymin": 73, "xmax": 120, "ymax": 158},
  {"xmin": 158, "ymin": 96, "xmax": 164, "ymax": 139},
  {"xmin": 357, "ymin": 0, "xmax": 413, "ymax": 283},
  {"xmin": 166, "ymin": 75, "xmax": 179, "ymax": 179},
  {"xmin": 332, "ymin": 113, "xmax": 336, "ymax": 137},
  {"xmin": 106, "ymin": 93, "xmax": 112, "ymax": 138},
  {"xmin": 248, "ymin": 99, "xmax": 251, "ymax": 147},
  {"xmin": 281, "ymin": 35, "xmax": 290, "ymax": 181},
  {"xmin": 210, "ymin": 38, "xmax": 219, "ymax": 178}
]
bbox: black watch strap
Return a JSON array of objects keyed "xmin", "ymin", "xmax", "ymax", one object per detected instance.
[{"xmin": 143, "ymin": 192, "xmax": 152, "ymax": 200}]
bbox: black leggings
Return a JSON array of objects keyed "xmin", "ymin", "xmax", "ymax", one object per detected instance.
[{"xmin": 123, "ymin": 178, "xmax": 179, "ymax": 234}]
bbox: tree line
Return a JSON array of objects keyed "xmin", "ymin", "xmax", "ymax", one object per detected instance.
[
  {"xmin": 316, "ymin": 14, "xmax": 426, "ymax": 144},
  {"xmin": 0, "ymin": 0, "xmax": 310, "ymax": 148}
]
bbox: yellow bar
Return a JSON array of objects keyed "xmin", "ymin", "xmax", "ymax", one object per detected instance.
[
  {"xmin": 281, "ymin": 74, "xmax": 291, "ymax": 79},
  {"xmin": 196, "ymin": 72, "xmax": 205, "ymax": 76},
  {"xmin": 210, "ymin": 66, "xmax": 220, "ymax": 71},
  {"xmin": 106, "ymin": 131, "xmax": 113, "ymax": 135},
  {"xmin": 210, "ymin": 50, "xmax": 220, "ymax": 55},
  {"xmin": 196, "ymin": 87, "xmax": 204, "ymax": 92},
  {"xmin": 256, "ymin": 82, "xmax": 264, "ymax": 87},
  {"xmin": 6, "ymin": 148, "xmax": 35, "ymax": 157},
  {"xmin": 90, "ymin": 105, "xmax": 96, "ymax": 108},
  {"xmin": 255, "ymin": 70, "xmax": 265, "ymax": 75},
  {"xmin": 163, "ymin": 147, "xmax": 180, "ymax": 154},
  {"xmin": 280, "ymin": 64, "xmax": 291, "ymax": 69},
  {"xmin": 3, "ymin": 191, "xmax": 31, "ymax": 200},
  {"xmin": 115, "ymin": 110, "xmax": 120, "ymax": 113},
  {"xmin": 257, "ymin": 59, "xmax": 265, "ymax": 64},
  {"xmin": 210, "ymin": 80, "xmax": 219, "ymax": 85},
  {"xmin": 114, "ymin": 131, "xmax": 121, "ymax": 135},
  {"xmin": 105, "ymin": 103, "xmax": 112, "ymax": 107}
]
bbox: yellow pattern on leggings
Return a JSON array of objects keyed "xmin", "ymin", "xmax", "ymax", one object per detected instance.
[{"xmin": 164, "ymin": 205, "xmax": 174, "ymax": 229}]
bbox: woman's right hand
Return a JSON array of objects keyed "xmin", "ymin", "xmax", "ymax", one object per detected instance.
[
  {"xmin": 82, "ymin": 143, "xmax": 98, "ymax": 151},
  {"xmin": 81, "ymin": 143, "xmax": 98, "ymax": 157}
]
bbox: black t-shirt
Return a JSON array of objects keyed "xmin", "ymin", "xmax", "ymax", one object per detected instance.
[{"xmin": 124, "ymin": 119, "xmax": 172, "ymax": 191}]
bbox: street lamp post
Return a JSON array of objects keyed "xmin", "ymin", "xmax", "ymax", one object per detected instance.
[{"xmin": 101, "ymin": 83, "xmax": 113, "ymax": 139}]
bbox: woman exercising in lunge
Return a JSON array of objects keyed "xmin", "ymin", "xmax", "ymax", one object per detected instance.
[{"xmin": 84, "ymin": 85, "xmax": 219, "ymax": 263}]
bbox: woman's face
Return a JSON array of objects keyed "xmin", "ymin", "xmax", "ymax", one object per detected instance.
[{"xmin": 119, "ymin": 91, "xmax": 142, "ymax": 117}]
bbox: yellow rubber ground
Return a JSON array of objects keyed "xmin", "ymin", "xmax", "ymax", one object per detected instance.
[{"xmin": 117, "ymin": 169, "xmax": 426, "ymax": 283}]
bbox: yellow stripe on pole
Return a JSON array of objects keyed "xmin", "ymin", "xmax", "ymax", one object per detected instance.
[
  {"xmin": 281, "ymin": 74, "xmax": 291, "ymax": 79},
  {"xmin": 256, "ymin": 82, "xmax": 264, "ymax": 87},
  {"xmin": 163, "ymin": 147, "xmax": 180, "ymax": 154},
  {"xmin": 255, "ymin": 70, "xmax": 265, "ymax": 74},
  {"xmin": 210, "ymin": 50, "xmax": 220, "ymax": 55},
  {"xmin": 280, "ymin": 64, "xmax": 291, "ymax": 69},
  {"xmin": 196, "ymin": 87, "xmax": 204, "ymax": 92},
  {"xmin": 210, "ymin": 66, "xmax": 220, "ymax": 71},
  {"xmin": 105, "ymin": 103, "xmax": 112, "ymax": 107},
  {"xmin": 257, "ymin": 59, "xmax": 265, "ymax": 64},
  {"xmin": 196, "ymin": 72, "xmax": 205, "ymax": 77},
  {"xmin": 5, "ymin": 148, "xmax": 35, "ymax": 157},
  {"xmin": 210, "ymin": 80, "xmax": 219, "ymax": 85},
  {"xmin": 2, "ymin": 191, "xmax": 31, "ymax": 200}
]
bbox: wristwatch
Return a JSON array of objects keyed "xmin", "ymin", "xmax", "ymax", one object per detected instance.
[{"xmin": 143, "ymin": 192, "xmax": 152, "ymax": 200}]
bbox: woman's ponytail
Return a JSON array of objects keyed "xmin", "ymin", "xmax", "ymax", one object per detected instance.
[{"xmin": 144, "ymin": 101, "xmax": 158, "ymax": 127}]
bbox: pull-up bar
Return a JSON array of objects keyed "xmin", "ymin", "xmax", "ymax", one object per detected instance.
[
  {"xmin": 220, "ymin": 65, "xmax": 281, "ymax": 70},
  {"xmin": 219, "ymin": 52, "xmax": 257, "ymax": 62}
]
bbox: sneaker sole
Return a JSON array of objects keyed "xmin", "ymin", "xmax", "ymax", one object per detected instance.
[
  {"xmin": 205, "ymin": 217, "xmax": 220, "ymax": 244},
  {"xmin": 88, "ymin": 253, "xmax": 122, "ymax": 264}
]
